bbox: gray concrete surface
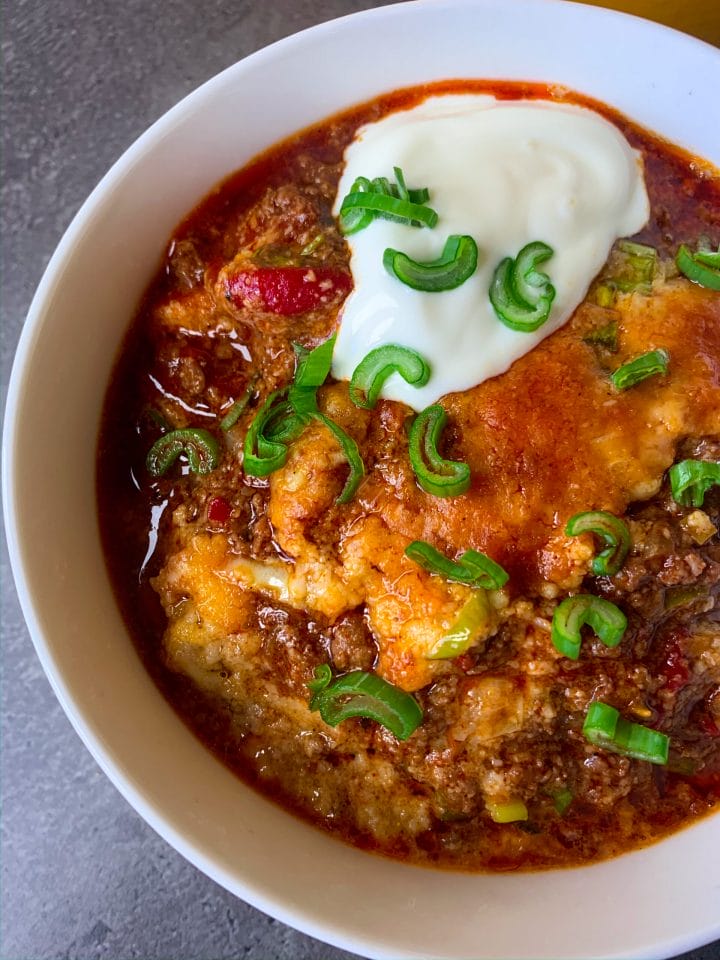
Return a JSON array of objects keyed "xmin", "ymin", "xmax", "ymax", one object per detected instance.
[{"xmin": 1, "ymin": 2, "xmax": 719, "ymax": 959}]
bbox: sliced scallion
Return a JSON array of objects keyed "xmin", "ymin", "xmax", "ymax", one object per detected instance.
[
  {"xmin": 408, "ymin": 404, "xmax": 470, "ymax": 498},
  {"xmin": 299, "ymin": 234, "xmax": 324, "ymax": 257},
  {"xmin": 676, "ymin": 243, "xmax": 720, "ymax": 291},
  {"xmin": 486, "ymin": 800, "xmax": 528, "ymax": 823},
  {"xmin": 288, "ymin": 335, "xmax": 336, "ymax": 418},
  {"xmin": 339, "ymin": 176, "xmax": 375, "ymax": 234},
  {"xmin": 594, "ymin": 284, "xmax": 615, "ymax": 308},
  {"xmin": 316, "ymin": 413, "xmax": 365, "ymax": 504},
  {"xmin": 405, "ymin": 540, "xmax": 508, "ymax": 589},
  {"xmin": 219, "ymin": 382, "xmax": 255, "ymax": 431},
  {"xmin": 664, "ymin": 584, "xmax": 708, "ymax": 611},
  {"xmin": 340, "ymin": 192, "xmax": 438, "ymax": 231},
  {"xmin": 694, "ymin": 246, "xmax": 720, "ymax": 269},
  {"xmin": 565, "ymin": 510, "xmax": 631, "ymax": 577},
  {"xmin": 583, "ymin": 319, "xmax": 618, "ymax": 352},
  {"xmin": 243, "ymin": 389, "xmax": 303, "ymax": 477},
  {"xmin": 551, "ymin": 787, "xmax": 573, "ymax": 816},
  {"xmin": 489, "ymin": 241, "xmax": 556, "ymax": 332},
  {"xmin": 393, "ymin": 165, "xmax": 409, "ymax": 201},
  {"xmin": 426, "ymin": 591, "xmax": 492, "ymax": 660},
  {"xmin": 146, "ymin": 427, "xmax": 220, "ymax": 477},
  {"xmin": 583, "ymin": 701, "xmax": 669, "ymax": 765},
  {"xmin": 551, "ymin": 594, "xmax": 627, "ymax": 660},
  {"xmin": 383, "ymin": 235, "xmax": 478, "ymax": 292},
  {"xmin": 338, "ymin": 168, "xmax": 437, "ymax": 235},
  {"xmin": 610, "ymin": 348, "xmax": 669, "ymax": 390},
  {"xmin": 286, "ymin": 337, "xmax": 365, "ymax": 501},
  {"xmin": 307, "ymin": 665, "xmax": 423, "ymax": 740},
  {"xmin": 668, "ymin": 459, "xmax": 720, "ymax": 508},
  {"xmin": 349, "ymin": 344, "xmax": 430, "ymax": 409},
  {"xmin": 608, "ymin": 240, "xmax": 657, "ymax": 294},
  {"xmin": 242, "ymin": 336, "xmax": 363, "ymax": 499}
]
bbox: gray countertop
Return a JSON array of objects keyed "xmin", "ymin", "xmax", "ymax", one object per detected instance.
[{"xmin": 2, "ymin": 2, "xmax": 719, "ymax": 958}]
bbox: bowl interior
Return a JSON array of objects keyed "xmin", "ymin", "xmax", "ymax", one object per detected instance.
[{"xmin": 4, "ymin": 2, "xmax": 720, "ymax": 958}]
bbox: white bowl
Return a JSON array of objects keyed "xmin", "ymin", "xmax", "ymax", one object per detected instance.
[{"xmin": 4, "ymin": 2, "xmax": 720, "ymax": 957}]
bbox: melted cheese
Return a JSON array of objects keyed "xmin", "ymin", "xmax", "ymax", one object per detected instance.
[{"xmin": 332, "ymin": 95, "xmax": 649, "ymax": 408}]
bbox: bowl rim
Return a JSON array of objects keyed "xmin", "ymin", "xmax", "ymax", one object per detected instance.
[{"xmin": 4, "ymin": 2, "xmax": 720, "ymax": 958}]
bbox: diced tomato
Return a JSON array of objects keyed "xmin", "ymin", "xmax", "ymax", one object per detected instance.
[
  {"xmin": 686, "ymin": 770, "xmax": 720, "ymax": 796},
  {"xmin": 207, "ymin": 496, "xmax": 231, "ymax": 523},
  {"xmin": 659, "ymin": 637, "xmax": 690, "ymax": 692},
  {"xmin": 223, "ymin": 266, "xmax": 352, "ymax": 316}
]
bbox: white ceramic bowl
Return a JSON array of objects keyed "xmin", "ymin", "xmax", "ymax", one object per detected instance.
[{"xmin": 4, "ymin": 2, "xmax": 720, "ymax": 957}]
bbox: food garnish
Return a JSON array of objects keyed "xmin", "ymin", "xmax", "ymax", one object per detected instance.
[
  {"xmin": 404, "ymin": 539, "xmax": 508, "ymax": 589},
  {"xmin": 383, "ymin": 234, "xmax": 478, "ymax": 292},
  {"xmin": 338, "ymin": 168, "xmax": 437, "ymax": 235},
  {"xmin": 610, "ymin": 347, "xmax": 670, "ymax": 390},
  {"xmin": 489, "ymin": 241, "xmax": 556, "ymax": 332},
  {"xmin": 308, "ymin": 664, "xmax": 423, "ymax": 740},
  {"xmin": 146, "ymin": 427, "xmax": 220, "ymax": 477},
  {"xmin": 669, "ymin": 459, "xmax": 720, "ymax": 508},
  {"xmin": 407, "ymin": 404, "xmax": 470, "ymax": 497},
  {"xmin": 349, "ymin": 344, "xmax": 431, "ymax": 409},
  {"xmin": 565, "ymin": 510, "xmax": 631, "ymax": 577},
  {"xmin": 583, "ymin": 701, "xmax": 670, "ymax": 765},
  {"xmin": 676, "ymin": 242, "xmax": 720, "ymax": 290},
  {"xmin": 551, "ymin": 595, "xmax": 627, "ymax": 660}
]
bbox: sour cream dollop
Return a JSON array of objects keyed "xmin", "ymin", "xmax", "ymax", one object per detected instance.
[{"xmin": 331, "ymin": 95, "xmax": 649, "ymax": 409}]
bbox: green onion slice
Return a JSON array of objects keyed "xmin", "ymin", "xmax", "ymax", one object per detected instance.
[
  {"xmin": 349, "ymin": 344, "xmax": 430, "ymax": 409},
  {"xmin": 339, "ymin": 176, "xmax": 375, "ymax": 234},
  {"xmin": 594, "ymin": 284, "xmax": 616, "ymax": 308},
  {"xmin": 489, "ymin": 241, "xmax": 556, "ymax": 332},
  {"xmin": 405, "ymin": 540, "xmax": 508, "ymax": 590},
  {"xmin": 583, "ymin": 319, "xmax": 618, "ymax": 352},
  {"xmin": 243, "ymin": 389, "xmax": 304, "ymax": 477},
  {"xmin": 668, "ymin": 459, "xmax": 720, "ymax": 508},
  {"xmin": 610, "ymin": 348, "xmax": 669, "ymax": 390},
  {"xmin": 308, "ymin": 666, "xmax": 423, "ymax": 740},
  {"xmin": 393, "ymin": 165, "xmax": 409, "ymax": 201},
  {"xmin": 565, "ymin": 510, "xmax": 631, "ymax": 577},
  {"xmin": 551, "ymin": 594, "xmax": 627, "ymax": 660},
  {"xmin": 219, "ymin": 382, "xmax": 255, "ymax": 431},
  {"xmin": 263, "ymin": 396, "xmax": 305, "ymax": 444},
  {"xmin": 243, "ymin": 336, "xmax": 365, "ymax": 500},
  {"xmin": 408, "ymin": 404, "xmax": 471, "ymax": 498},
  {"xmin": 370, "ymin": 172, "xmax": 428, "ymax": 205},
  {"xmin": 486, "ymin": 800, "xmax": 528, "ymax": 823},
  {"xmin": 315, "ymin": 413, "xmax": 365, "ymax": 504},
  {"xmin": 340, "ymin": 192, "xmax": 438, "ymax": 232},
  {"xmin": 289, "ymin": 336, "xmax": 365, "ymax": 502},
  {"xmin": 383, "ymin": 235, "xmax": 478, "ymax": 292},
  {"xmin": 583, "ymin": 701, "xmax": 669, "ymax": 765},
  {"xmin": 338, "ymin": 167, "xmax": 436, "ymax": 234},
  {"xmin": 288, "ymin": 335, "xmax": 336, "ymax": 418},
  {"xmin": 676, "ymin": 243, "xmax": 720, "ymax": 291},
  {"xmin": 426, "ymin": 591, "xmax": 492, "ymax": 660},
  {"xmin": 146, "ymin": 427, "xmax": 220, "ymax": 477},
  {"xmin": 608, "ymin": 240, "xmax": 657, "ymax": 294},
  {"xmin": 694, "ymin": 246, "xmax": 720, "ymax": 268},
  {"xmin": 308, "ymin": 662, "xmax": 333, "ymax": 694}
]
